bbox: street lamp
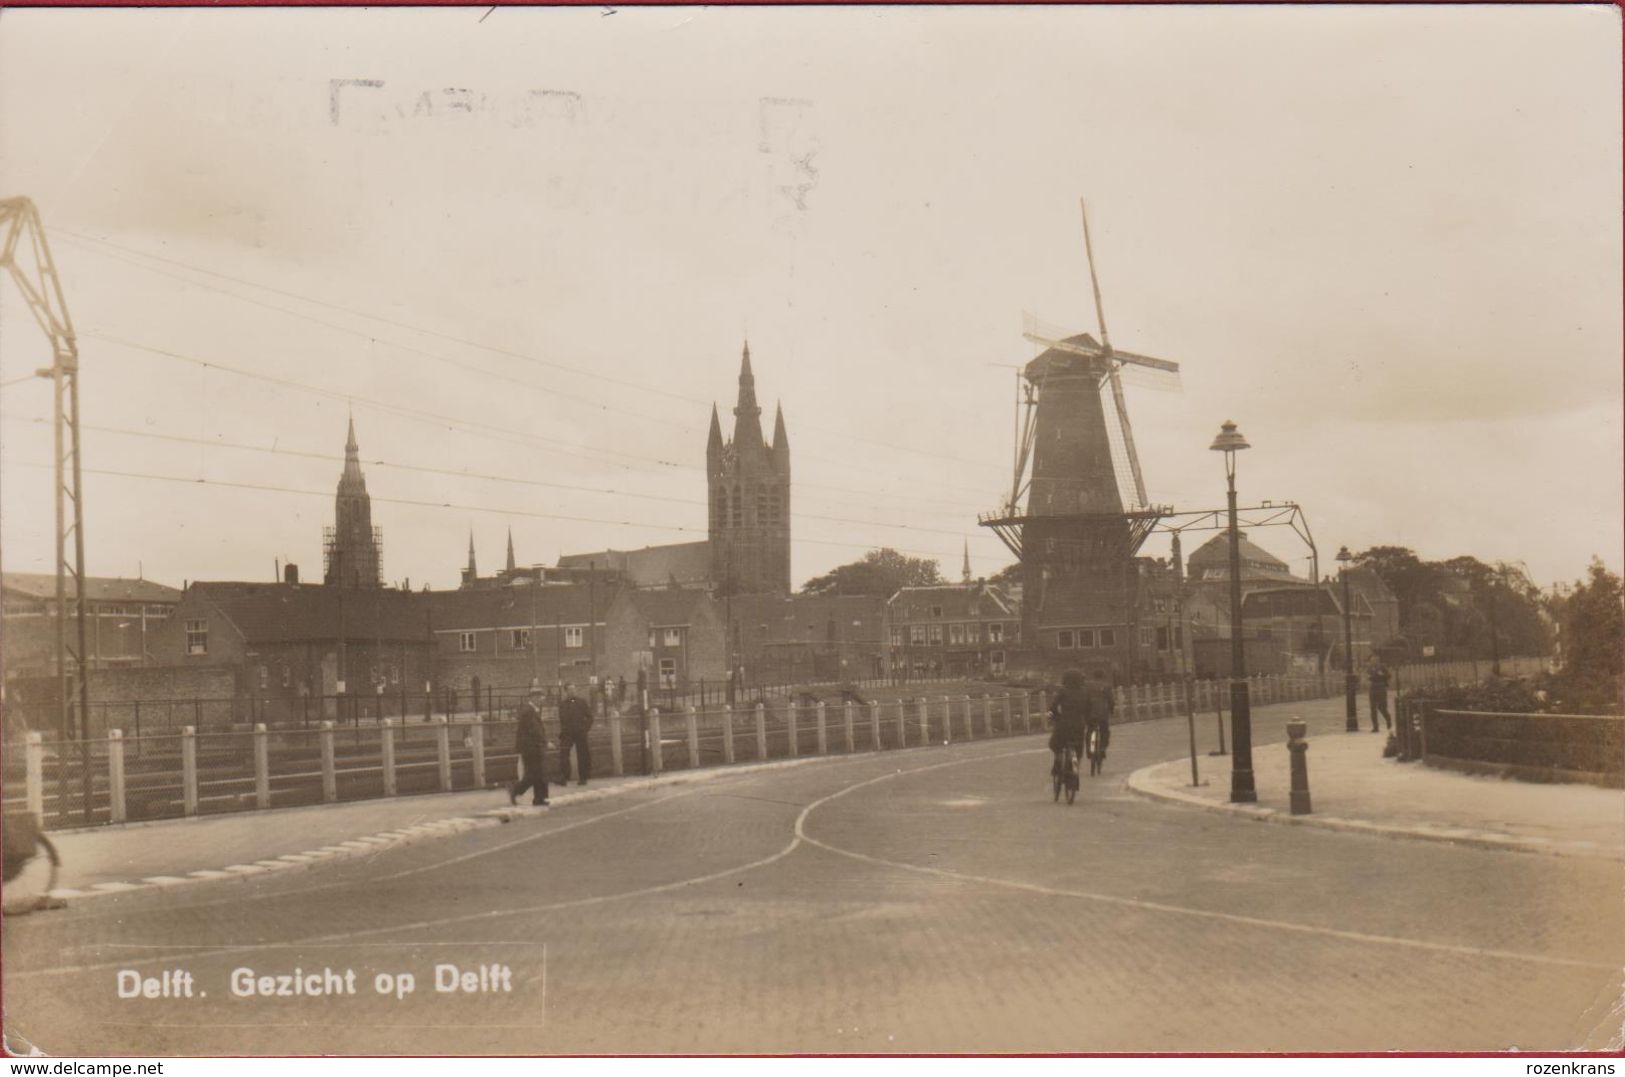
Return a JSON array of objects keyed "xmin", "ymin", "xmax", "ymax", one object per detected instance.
[
  {"xmin": 1337, "ymin": 545, "xmax": 1358, "ymax": 732},
  {"xmin": 1209, "ymin": 420, "xmax": 1255, "ymax": 804}
]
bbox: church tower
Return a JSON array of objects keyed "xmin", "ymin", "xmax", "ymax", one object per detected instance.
[
  {"xmin": 708, "ymin": 343, "xmax": 791, "ymax": 596},
  {"xmin": 323, "ymin": 417, "xmax": 382, "ymax": 589}
]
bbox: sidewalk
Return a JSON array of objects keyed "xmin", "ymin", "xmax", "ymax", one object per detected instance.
[
  {"xmin": 1131, "ymin": 699, "xmax": 1625, "ymax": 859},
  {"xmin": 31, "ymin": 756, "xmax": 829, "ymax": 899}
]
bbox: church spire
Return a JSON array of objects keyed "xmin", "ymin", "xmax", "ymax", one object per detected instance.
[
  {"xmin": 962, "ymin": 539, "xmax": 972, "ymax": 584},
  {"xmin": 734, "ymin": 341, "xmax": 762, "ymax": 442},
  {"xmin": 339, "ymin": 413, "xmax": 366, "ymax": 493},
  {"xmin": 506, "ymin": 528, "xmax": 516, "ymax": 573},
  {"xmin": 466, "ymin": 531, "xmax": 478, "ymax": 580}
]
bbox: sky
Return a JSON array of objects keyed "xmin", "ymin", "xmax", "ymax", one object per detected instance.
[{"xmin": 0, "ymin": 5, "xmax": 1619, "ymax": 595}]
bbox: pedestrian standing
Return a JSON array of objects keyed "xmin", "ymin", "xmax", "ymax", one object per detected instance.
[
  {"xmin": 558, "ymin": 681, "xmax": 593, "ymax": 786},
  {"xmin": 1368, "ymin": 658, "xmax": 1392, "ymax": 733},
  {"xmin": 509, "ymin": 687, "xmax": 550, "ymax": 806}
]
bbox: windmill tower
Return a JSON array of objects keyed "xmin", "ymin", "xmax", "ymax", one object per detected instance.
[{"xmin": 980, "ymin": 201, "xmax": 1181, "ymax": 675}]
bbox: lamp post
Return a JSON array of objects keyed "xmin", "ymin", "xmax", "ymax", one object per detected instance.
[
  {"xmin": 1337, "ymin": 545, "xmax": 1358, "ymax": 732},
  {"xmin": 1209, "ymin": 420, "xmax": 1255, "ymax": 804}
]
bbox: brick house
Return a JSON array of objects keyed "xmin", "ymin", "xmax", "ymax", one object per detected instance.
[
  {"xmin": 884, "ymin": 583, "xmax": 1020, "ymax": 679},
  {"xmin": 2, "ymin": 573, "xmax": 183, "ymax": 677},
  {"xmin": 429, "ymin": 580, "xmax": 616, "ymax": 700},
  {"xmin": 600, "ymin": 588, "xmax": 727, "ymax": 692},
  {"xmin": 728, "ymin": 592, "xmax": 888, "ymax": 685}
]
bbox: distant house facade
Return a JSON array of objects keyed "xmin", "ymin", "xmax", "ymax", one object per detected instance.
[
  {"xmin": 884, "ymin": 583, "xmax": 1020, "ymax": 680},
  {"xmin": 2, "ymin": 573, "xmax": 183, "ymax": 677},
  {"xmin": 730, "ymin": 592, "xmax": 888, "ymax": 685}
]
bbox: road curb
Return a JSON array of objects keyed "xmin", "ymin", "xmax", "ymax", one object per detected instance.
[
  {"xmin": 38, "ymin": 745, "xmax": 945, "ymax": 904},
  {"xmin": 1125, "ymin": 758, "xmax": 1622, "ymax": 861}
]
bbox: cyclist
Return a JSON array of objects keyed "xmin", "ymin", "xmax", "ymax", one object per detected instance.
[
  {"xmin": 1048, "ymin": 669, "xmax": 1090, "ymax": 777},
  {"xmin": 1085, "ymin": 668, "xmax": 1114, "ymax": 763}
]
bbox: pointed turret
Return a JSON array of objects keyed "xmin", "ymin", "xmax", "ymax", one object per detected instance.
[
  {"xmin": 962, "ymin": 540, "xmax": 972, "ymax": 584},
  {"xmin": 707, "ymin": 403, "xmax": 724, "ymax": 462},
  {"xmin": 733, "ymin": 342, "xmax": 763, "ymax": 446},
  {"xmin": 465, "ymin": 531, "xmax": 478, "ymax": 582},
  {"xmin": 506, "ymin": 528, "xmax": 516, "ymax": 573},
  {"xmin": 770, "ymin": 401, "xmax": 790, "ymax": 473},
  {"xmin": 338, "ymin": 413, "xmax": 366, "ymax": 493}
]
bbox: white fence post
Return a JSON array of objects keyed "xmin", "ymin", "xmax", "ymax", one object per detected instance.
[
  {"xmin": 470, "ymin": 714, "xmax": 486, "ymax": 789},
  {"xmin": 609, "ymin": 708, "xmax": 625, "ymax": 776},
  {"xmin": 755, "ymin": 702, "xmax": 768, "ymax": 760},
  {"xmin": 961, "ymin": 695, "xmax": 974, "ymax": 740},
  {"xmin": 787, "ymin": 702, "xmax": 800, "ymax": 758},
  {"xmin": 686, "ymin": 706, "xmax": 700, "ymax": 769},
  {"xmin": 380, "ymin": 719, "xmax": 398, "ymax": 797},
  {"xmin": 984, "ymin": 695, "xmax": 994, "ymax": 736},
  {"xmin": 319, "ymin": 721, "xmax": 336, "ymax": 803},
  {"xmin": 869, "ymin": 701, "xmax": 882, "ymax": 750},
  {"xmin": 939, "ymin": 696, "xmax": 952, "ymax": 744},
  {"xmin": 107, "ymin": 729, "xmax": 127, "ymax": 825},
  {"xmin": 434, "ymin": 715, "xmax": 451, "ymax": 792},
  {"xmin": 815, "ymin": 702, "xmax": 828, "ymax": 755},
  {"xmin": 25, "ymin": 732, "xmax": 44, "ymax": 818},
  {"xmin": 722, "ymin": 705, "xmax": 736, "ymax": 764},
  {"xmin": 649, "ymin": 708, "xmax": 664, "ymax": 775},
  {"xmin": 842, "ymin": 701, "xmax": 855, "ymax": 753},
  {"xmin": 254, "ymin": 722, "xmax": 271, "ymax": 809},
  {"xmin": 1019, "ymin": 692, "xmax": 1030, "ymax": 733},
  {"xmin": 182, "ymin": 725, "xmax": 200, "ymax": 817}
]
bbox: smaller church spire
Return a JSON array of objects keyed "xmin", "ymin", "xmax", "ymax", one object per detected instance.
[
  {"xmin": 707, "ymin": 403, "xmax": 724, "ymax": 458},
  {"xmin": 962, "ymin": 539, "xmax": 972, "ymax": 584},
  {"xmin": 734, "ymin": 341, "xmax": 761, "ymax": 425},
  {"xmin": 506, "ymin": 528, "xmax": 516, "ymax": 573},
  {"xmin": 466, "ymin": 531, "xmax": 478, "ymax": 579}
]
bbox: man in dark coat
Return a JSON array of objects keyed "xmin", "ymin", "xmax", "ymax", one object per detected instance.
[
  {"xmin": 557, "ymin": 682, "xmax": 593, "ymax": 786},
  {"xmin": 1368, "ymin": 659, "xmax": 1392, "ymax": 733},
  {"xmin": 1086, "ymin": 668, "xmax": 1114, "ymax": 754},
  {"xmin": 509, "ymin": 688, "xmax": 550, "ymax": 807},
  {"xmin": 1048, "ymin": 669, "xmax": 1090, "ymax": 773}
]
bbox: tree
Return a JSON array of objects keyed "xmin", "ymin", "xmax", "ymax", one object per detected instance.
[
  {"xmin": 800, "ymin": 548, "xmax": 943, "ymax": 597},
  {"xmin": 1551, "ymin": 559, "xmax": 1622, "ymax": 709}
]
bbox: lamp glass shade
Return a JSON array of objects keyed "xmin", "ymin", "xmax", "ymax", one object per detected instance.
[{"xmin": 1209, "ymin": 421, "xmax": 1250, "ymax": 454}]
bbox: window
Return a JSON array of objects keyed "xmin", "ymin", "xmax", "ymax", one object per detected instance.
[
  {"xmin": 648, "ymin": 630, "xmax": 657, "ymax": 648},
  {"xmin": 927, "ymin": 624, "xmax": 943, "ymax": 646},
  {"xmin": 730, "ymin": 485, "xmax": 744, "ymax": 528},
  {"xmin": 185, "ymin": 619, "xmax": 208, "ymax": 656},
  {"xmin": 910, "ymin": 625, "xmax": 927, "ymax": 646},
  {"xmin": 930, "ymin": 605, "xmax": 943, "ymax": 618},
  {"xmin": 889, "ymin": 627, "xmax": 903, "ymax": 647},
  {"xmin": 1174, "ymin": 626, "xmax": 1183, "ymax": 650},
  {"xmin": 658, "ymin": 657, "xmax": 677, "ymax": 688},
  {"xmin": 511, "ymin": 628, "xmax": 531, "ymax": 649},
  {"xmin": 1078, "ymin": 629, "xmax": 1097, "ymax": 649},
  {"xmin": 458, "ymin": 631, "xmax": 477, "ymax": 653},
  {"xmin": 565, "ymin": 626, "xmax": 584, "ymax": 649},
  {"xmin": 965, "ymin": 623, "xmax": 979, "ymax": 644},
  {"xmin": 146, "ymin": 605, "xmax": 171, "ymax": 618},
  {"xmin": 949, "ymin": 623, "xmax": 965, "ymax": 645},
  {"xmin": 1098, "ymin": 628, "xmax": 1115, "ymax": 648},
  {"xmin": 259, "ymin": 665, "xmax": 269, "ymax": 689},
  {"xmin": 1156, "ymin": 627, "xmax": 1170, "ymax": 652},
  {"xmin": 663, "ymin": 627, "xmax": 682, "ymax": 647},
  {"xmin": 1140, "ymin": 626, "xmax": 1155, "ymax": 648},
  {"xmin": 1057, "ymin": 630, "xmax": 1075, "ymax": 649},
  {"xmin": 281, "ymin": 665, "xmax": 292, "ymax": 689},
  {"xmin": 714, "ymin": 489, "xmax": 728, "ymax": 531},
  {"xmin": 987, "ymin": 623, "xmax": 1004, "ymax": 643}
]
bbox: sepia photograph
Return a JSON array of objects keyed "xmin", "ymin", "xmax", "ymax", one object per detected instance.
[{"xmin": 0, "ymin": 2, "xmax": 1621, "ymax": 1058}]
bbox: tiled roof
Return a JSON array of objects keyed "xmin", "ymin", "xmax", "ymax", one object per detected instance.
[
  {"xmin": 187, "ymin": 583, "xmax": 426, "ymax": 643},
  {"xmin": 624, "ymin": 587, "xmax": 715, "ymax": 627},
  {"xmin": 429, "ymin": 582, "xmax": 608, "ymax": 631},
  {"xmin": 4, "ymin": 572, "xmax": 182, "ymax": 604}
]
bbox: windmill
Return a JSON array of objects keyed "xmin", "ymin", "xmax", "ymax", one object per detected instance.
[{"xmin": 980, "ymin": 201, "xmax": 1182, "ymax": 667}]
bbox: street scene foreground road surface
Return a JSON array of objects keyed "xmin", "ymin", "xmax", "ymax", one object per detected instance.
[{"xmin": 4, "ymin": 699, "xmax": 1621, "ymax": 1055}]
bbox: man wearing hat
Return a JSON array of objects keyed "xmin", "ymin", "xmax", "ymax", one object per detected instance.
[
  {"xmin": 509, "ymin": 686, "xmax": 550, "ymax": 807},
  {"xmin": 557, "ymin": 681, "xmax": 594, "ymax": 786}
]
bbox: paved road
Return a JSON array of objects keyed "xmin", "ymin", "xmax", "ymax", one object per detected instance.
[{"xmin": 5, "ymin": 704, "xmax": 1621, "ymax": 1055}]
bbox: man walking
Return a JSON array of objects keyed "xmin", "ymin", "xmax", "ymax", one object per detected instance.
[
  {"xmin": 558, "ymin": 681, "xmax": 593, "ymax": 786},
  {"xmin": 509, "ymin": 687, "xmax": 549, "ymax": 807},
  {"xmin": 1368, "ymin": 658, "xmax": 1392, "ymax": 733}
]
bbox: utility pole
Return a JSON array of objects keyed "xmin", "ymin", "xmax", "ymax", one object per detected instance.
[{"xmin": 2, "ymin": 198, "xmax": 92, "ymax": 820}]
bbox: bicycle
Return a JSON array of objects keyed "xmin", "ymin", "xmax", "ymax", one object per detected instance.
[
  {"xmin": 1052, "ymin": 743, "xmax": 1080, "ymax": 805},
  {"xmin": 1086, "ymin": 724, "xmax": 1106, "ymax": 777},
  {"xmin": 2, "ymin": 811, "xmax": 64, "ymax": 915}
]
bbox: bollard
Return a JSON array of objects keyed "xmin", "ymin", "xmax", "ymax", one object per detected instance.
[
  {"xmin": 108, "ymin": 729, "xmax": 127, "ymax": 824},
  {"xmin": 842, "ymin": 701, "xmax": 855, "ymax": 754},
  {"xmin": 895, "ymin": 699, "xmax": 908, "ymax": 748},
  {"xmin": 649, "ymin": 709, "xmax": 664, "ymax": 774},
  {"xmin": 787, "ymin": 703, "xmax": 800, "ymax": 758},
  {"xmin": 1286, "ymin": 718, "xmax": 1311, "ymax": 815},
  {"xmin": 755, "ymin": 702, "xmax": 768, "ymax": 761},
  {"xmin": 434, "ymin": 716, "xmax": 451, "ymax": 792},
  {"xmin": 381, "ymin": 719, "xmax": 398, "ymax": 797},
  {"xmin": 815, "ymin": 702, "xmax": 828, "ymax": 755},
  {"xmin": 609, "ymin": 708, "xmax": 625, "ymax": 776},
  {"xmin": 961, "ymin": 695, "xmax": 975, "ymax": 740},
  {"xmin": 470, "ymin": 714, "xmax": 486, "ymax": 788},
  {"xmin": 722, "ymin": 705, "xmax": 736, "ymax": 765},
  {"xmin": 182, "ymin": 726, "xmax": 200, "ymax": 817},
  {"xmin": 1019, "ymin": 692, "xmax": 1030, "ymax": 733},
  {"xmin": 25, "ymin": 732, "xmax": 45, "ymax": 818},
  {"xmin": 316, "ymin": 720, "xmax": 337, "ymax": 803},
  {"xmin": 984, "ymin": 695, "xmax": 994, "ymax": 736},
  {"xmin": 869, "ymin": 701, "xmax": 882, "ymax": 750},
  {"xmin": 254, "ymin": 722, "xmax": 271, "ymax": 808},
  {"xmin": 939, "ymin": 696, "xmax": 952, "ymax": 744},
  {"xmin": 686, "ymin": 706, "xmax": 700, "ymax": 769}
]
